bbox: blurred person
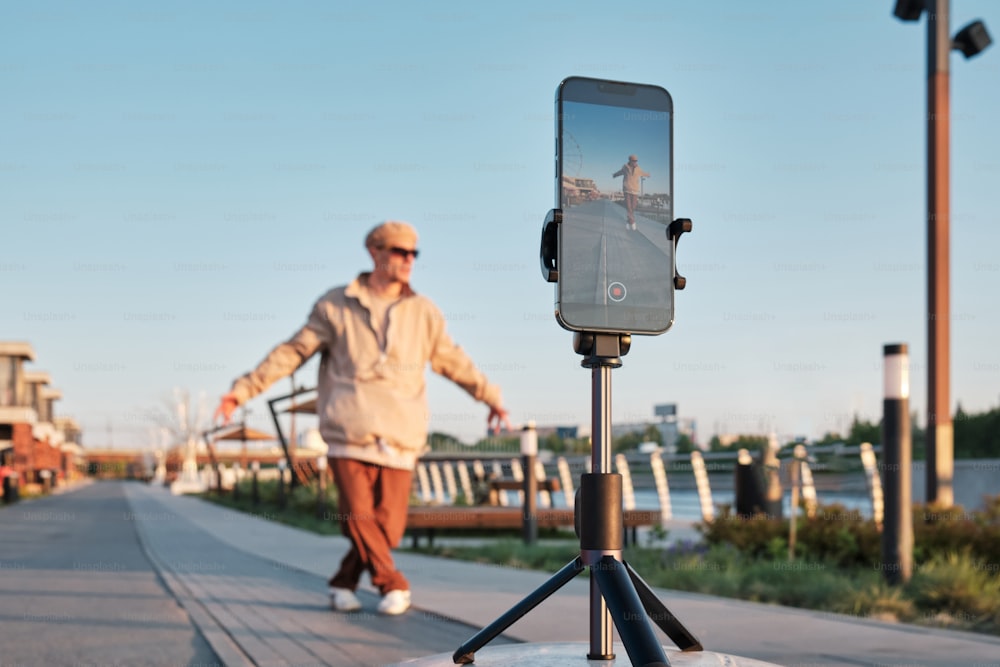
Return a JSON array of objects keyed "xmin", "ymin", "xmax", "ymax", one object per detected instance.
[
  {"xmin": 215, "ymin": 220, "xmax": 512, "ymax": 615},
  {"xmin": 613, "ymin": 154, "xmax": 649, "ymax": 229}
]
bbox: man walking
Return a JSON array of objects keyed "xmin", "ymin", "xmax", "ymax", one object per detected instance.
[
  {"xmin": 612, "ymin": 154, "xmax": 649, "ymax": 230},
  {"xmin": 215, "ymin": 220, "xmax": 512, "ymax": 615}
]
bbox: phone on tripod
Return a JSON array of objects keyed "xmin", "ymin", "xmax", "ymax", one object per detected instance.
[{"xmin": 554, "ymin": 76, "xmax": 675, "ymax": 335}]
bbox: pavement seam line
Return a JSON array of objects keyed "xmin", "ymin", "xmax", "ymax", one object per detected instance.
[{"xmin": 125, "ymin": 484, "xmax": 258, "ymax": 667}]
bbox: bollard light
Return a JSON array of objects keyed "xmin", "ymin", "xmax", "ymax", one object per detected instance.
[
  {"xmin": 251, "ymin": 460, "xmax": 260, "ymax": 473},
  {"xmin": 317, "ymin": 456, "xmax": 327, "ymax": 471},
  {"xmin": 520, "ymin": 421, "xmax": 538, "ymax": 456},
  {"xmin": 882, "ymin": 343, "xmax": 913, "ymax": 585},
  {"xmin": 883, "ymin": 344, "xmax": 910, "ymax": 400}
]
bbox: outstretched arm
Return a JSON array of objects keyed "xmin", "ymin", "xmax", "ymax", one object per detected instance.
[
  {"xmin": 214, "ymin": 394, "xmax": 240, "ymax": 425},
  {"xmin": 427, "ymin": 310, "xmax": 511, "ymax": 434},
  {"xmin": 487, "ymin": 404, "xmax": 513, "ymax": 435},
  {"xmin": 214, "ymin": 300, "xmax": 330, "ymax": 425}
]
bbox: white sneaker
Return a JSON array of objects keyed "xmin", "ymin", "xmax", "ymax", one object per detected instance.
[
  {"xmin": 377, "ymin": 589, "xmax": 411, "ymax": 615},
  {"xmin": 329, "ymin": 587, "xmax": 361, "ymax": 612}
]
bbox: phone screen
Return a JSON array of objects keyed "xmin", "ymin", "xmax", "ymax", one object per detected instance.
[{"xmin": 555, "ymin": 77, "xmax": 674, "ymax": 335}]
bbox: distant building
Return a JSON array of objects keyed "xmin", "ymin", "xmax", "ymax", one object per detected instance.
[
  {"xmin": 561, "ymin": 175, "xmax": 601, "ymax": 205},
  {"xmin": 0, "ymin": 341, "xmax": 85, "ymax": 492}
]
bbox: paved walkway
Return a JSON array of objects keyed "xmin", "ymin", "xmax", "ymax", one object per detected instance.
[
  {"xmin": 6, "ymin": 480, "xmax": 1000, "ymax": 666},
  {"xmin": 0, "ymin": 480, "xmax": 218, "ymax": 667}
]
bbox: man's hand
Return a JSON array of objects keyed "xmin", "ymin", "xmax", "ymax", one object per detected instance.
[
  {"xmin": 487, "ymin": 405, "xmax": 513, "ymax": 435},
  {"xmin": 214, "ymin": 393, "xmax": 239, "ymax": 425}
]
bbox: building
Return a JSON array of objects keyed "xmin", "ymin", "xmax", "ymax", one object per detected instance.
[{"xmin": 0, "ymin": 341, "xmax": 85, "ymax": 494}]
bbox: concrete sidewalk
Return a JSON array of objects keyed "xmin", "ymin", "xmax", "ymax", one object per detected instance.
[{"xmin": 115, "ymin": 481, "xmax": 1000, "ymax": 667}]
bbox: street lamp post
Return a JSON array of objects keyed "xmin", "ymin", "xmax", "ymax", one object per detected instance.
[{"xmin": 893, "ymin": 0, "xmax": 992, "ymax": 507}]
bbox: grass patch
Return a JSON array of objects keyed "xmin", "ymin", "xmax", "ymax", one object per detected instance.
[
  {"xmin": 424, "ymin": 539, "xmax": 581, "ymax": 573},
  {"xmin": 201, "ymin": 478, "xmax": 343, "ymax": 536}
]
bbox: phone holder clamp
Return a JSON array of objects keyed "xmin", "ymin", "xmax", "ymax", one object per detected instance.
[
  {"xmin": 539, "ymin": 208, "xmax": 561, "ymax": 283},
  {"xmin": 543, "ymin": 208, "xmax": 693, "ymax": 291},
  {"xmin": 668, "ymin": 217, "xmax": 692, "ymax": 290}
]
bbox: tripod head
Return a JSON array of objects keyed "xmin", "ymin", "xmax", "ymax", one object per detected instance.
[{"xmin": 573, "ymin": 332, "xmax": 630, "ymax": 368}]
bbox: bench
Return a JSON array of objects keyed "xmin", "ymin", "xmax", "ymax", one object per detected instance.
[{"xmin": 405, "ymin": 505, "xmax": 661, "ymax": 548}]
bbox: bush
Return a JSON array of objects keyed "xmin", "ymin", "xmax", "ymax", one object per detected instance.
[
  {"xmin": 835, "ymin": 580, "xmax": 917, "ymax": 623},
  {"xmin": 908, "ymin": 551, "xmax": 1000, "ymax": 630},
  {"xmin": 797, "ymin": 505, "xmax": 879, "ymax": 568},
  {"xmin": 913, "ymin": 502, "xmax": 998, "ymax": 566},
  {"xmin": 695, "ymin": 506, "xmax": 787, "ymax": 558},
  {"xmin": 699, "ymin": 497, "xmax": 1000, "ymax": 570}
]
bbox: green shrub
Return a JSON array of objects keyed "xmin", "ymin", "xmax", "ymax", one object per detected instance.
[
  {"xmin": 908, "ymin": 551, "xmax": 1000, "ymax": 630},
  {"xmin": 913, "ymin": 503, "xmax": 997, "ymax": 566},
  {"xmin": 699, "ymin": 497, "xmax": 1000, "ymax": 570},
  {"xmin": 797, "ymin": 505, "xmax": 878, "ymax": 568},
  {"xmin": 835, "ymin": 580, "xmax": 917, "ymax": 622},
  {"xmin": 696, "ymin": 506, "xmax": 786, "ymax": 558}
]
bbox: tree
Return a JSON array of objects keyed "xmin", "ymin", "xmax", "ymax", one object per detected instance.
[
  {"xmin": 812, "ymin": 431, "xmax": 844, "ymax": 447},
  {"xmin": 954, "ymin": 403, "xmax": 1000, "ymax": 459},
  {"xmin": 470, "ymin": 434, "xmax": 519, "ymax": 452},
  {"xmin": 428, "ymin": 431, "xmax": 465, "ymax": 452},
  {"xmin": 612, "ymin": 430, "xmax": 644, "ymax": 453},
  {"xmin": 612, "ymin": 424, "xmax": 663, "ymax": 453},
  {"xmin": 674, "ymin": 433, "xmax": 695, "ymax": 454},
  {"xmin": 540, "ymin": 432, "xmax": 565, "ymax": 453},
  {"xmin": 731, "ymin": 434, "xmax": 770, "ymax": 456},
  {"xmin": 845, "ymin": 415, "xmax": 881, "ymax": 447}
]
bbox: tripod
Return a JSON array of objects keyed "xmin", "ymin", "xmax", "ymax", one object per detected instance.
[{"xmin": 452, "ymin": 331, "xmax": 702, "ymax": 667}]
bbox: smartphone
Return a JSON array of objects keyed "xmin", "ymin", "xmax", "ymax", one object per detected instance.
[{"xmin": 554, "ymin": 76, "xmax": 674, "ymax": 335}]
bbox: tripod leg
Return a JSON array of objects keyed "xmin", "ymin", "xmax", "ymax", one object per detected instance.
[
  {"xmin": 625, "ymin": 561, "xmax": 703, "ymax": 651},
  {"xmin": 452, "ymin": 556, "xmax": 585, "ymax": 665},
  {"xmin": 590, "ymin": 555, "xmax": 670, "ymax": 667}
]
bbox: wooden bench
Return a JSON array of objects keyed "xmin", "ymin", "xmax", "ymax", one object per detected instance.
[{"xmin": 405, "ymin": 505, "xmax": 661, "ymax": 548}]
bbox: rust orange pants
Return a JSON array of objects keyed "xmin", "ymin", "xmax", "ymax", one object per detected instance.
[{"xmin": 328, "ymin": 457, "xmax": 412, "ymax": 595}]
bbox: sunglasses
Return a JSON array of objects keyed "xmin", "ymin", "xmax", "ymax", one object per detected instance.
[{"xmin": 385, "ymin": 246, "xmax": 419, "ymax": 260}]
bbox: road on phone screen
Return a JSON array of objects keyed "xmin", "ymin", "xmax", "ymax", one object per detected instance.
[{"xmin": 561, "ymin": 199, "xmax": 672, "ymax": 312}]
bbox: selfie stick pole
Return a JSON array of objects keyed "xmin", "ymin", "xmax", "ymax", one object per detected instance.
[{"xmin": 450, "ymin": 211, "xmax": 700, "ymax": 666}]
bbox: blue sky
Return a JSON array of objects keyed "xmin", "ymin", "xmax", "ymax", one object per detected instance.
[
  {"xmin": 4, "ymin": 1, "xmax": 999, "ymax": 448},
  {"xmin": 562, "ymin": 99, "xmax": 671, "ymax": 194}
]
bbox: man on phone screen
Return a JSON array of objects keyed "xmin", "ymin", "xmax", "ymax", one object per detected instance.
[
  {"xmin": 214, "ymin": 220, "xmax": 512, "ymax": 616},
  {"xmin": 613, "ymin": 154, "xmax": 649, "ymax": 230}
]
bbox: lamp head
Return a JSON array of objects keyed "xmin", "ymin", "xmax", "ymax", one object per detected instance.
[
  {"xmin": 953, "ymin": 20, "xmax": 993, "ymax": 58},
  {"xmin": 893, "ymin": 0, "xmax": 924, "ymax": 22}
]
